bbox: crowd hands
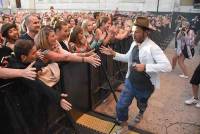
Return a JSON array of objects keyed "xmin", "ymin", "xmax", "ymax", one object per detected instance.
[{"xmin": 0, "ymin": 8, "xmax": 173, "ymax": 112}]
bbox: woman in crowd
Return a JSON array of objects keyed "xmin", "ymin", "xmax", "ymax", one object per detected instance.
[
  {"xmin": 68, "ymin": 25, "xmax": 90, "ymax": 53},
  {"xmin": 68, "ymin": 17, "xmax": 76, "ymax": 29},
  {"xmin": 34, "ymin": 26, "xmax": 101, "ymax": 67},
  {"xmin": 175, "ymin": 22, "xmax": 195, "ymax": 78},
  {"xmin": 95, "ymin": 16, "xmax": 114, "ymax": 46},
  {"xmin": 81, "ymin": 19, "xmax": 95, "ymax": 45},
  {"xmin": 114, "ymin": 18, "xmax": 132, "ymax": 40}
]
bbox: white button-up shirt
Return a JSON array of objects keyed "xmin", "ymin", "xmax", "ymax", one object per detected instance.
[{"xmin": 113, "ymin": 37, "xmax": 172, "ymax": 89}]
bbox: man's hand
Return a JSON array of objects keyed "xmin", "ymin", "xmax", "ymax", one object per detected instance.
[
  {"xmin": 60, "ymin": 93, "xmax": 72, "ymax": 111},
  {"xmin": 22, "ymin": 61, "xmax": 37, "ymax": 80},
  {"xmin": 132, "ymin": 64, "xmax": 145, "ymax": 72},
  {"xmin": 100, "ymin": 46, "xmax": 116, "ymax": 57},
  {"xmin": 36, "ymin": 49, "xmax": 45, "ymax": 60}
]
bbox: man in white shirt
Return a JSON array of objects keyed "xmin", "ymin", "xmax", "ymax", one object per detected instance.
[{"xmin": 100, "ymin": 16, "xmax": 172, "ymax": 134}]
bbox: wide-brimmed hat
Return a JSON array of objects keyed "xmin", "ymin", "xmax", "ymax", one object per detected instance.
[
  {"xmin": 1, "ymin": 23, "xmax": 17, "ymax": 38},
  {"xmin": 133, "ymin": 16, "xmax": 155, "ymax": 31}
]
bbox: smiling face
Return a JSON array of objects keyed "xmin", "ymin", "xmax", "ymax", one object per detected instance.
[
  {"xmin": 104, "ymin": 19, "xmax": 111, "ymax": 31},
  {"xmin": 56, "ymin": 24, "xmax": 69, "ymax": 41},
  {"xmin": 26, "ymin": 16, "xmax": 40, "ymax": 34},
  {"xmin": 48, "ymin": 31, "xmax": 58, "ymax": 48},
  {"xmin": 70, "ymin": 18, "xmax": 76, "ymax": 27},
  {"xmin": 87, "ymin": 20, "xmax": 94, "ymax": 32},
  {"xmin": 77, "ymin": 29, "xmax": 84, "ymax": 41},
  {"xmin": 7, "ymin": 27, "xmax": 19, "ymax": 41}
]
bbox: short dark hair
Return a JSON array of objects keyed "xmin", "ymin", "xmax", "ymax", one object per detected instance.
[
  {"xmin": 1, "ymin": 23, "xmax": 17, "ymax": 38},
  {"xmin": 54, "ymin": 21, "xmax": 68, "ymax": 32},
  {"xmin": 14, "ymin": 39, "xmax": 34, "ymax": 61}
]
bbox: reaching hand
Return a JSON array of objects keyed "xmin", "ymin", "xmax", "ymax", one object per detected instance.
[
  {"xmin": 100, "ymin": 32, "xmax": 106, "ymax": 40},
  {"xmin": 22, "ymin": 61, "xmax": 37, "ymax": 80},
  {"xmin": 84, "ymin": 49, "xmax": 95, "ymax": 57},
  {"xmin": 36, "ymin": 49, "xmax": 45, "ymax": 60},
  {"xmin": 87, "ymin": 34, "xmax": 93, "ymax": 43},
  {"xmin": 60, "ymin": 93, "xmax": 72, "ymax": 111},
  {"xmin": 85, "ymin": 53, "xmax": 101, "ymax": 68},
  {"xmin": 99, "ymin": 46, "xmax": 116, "ymax": 56}
]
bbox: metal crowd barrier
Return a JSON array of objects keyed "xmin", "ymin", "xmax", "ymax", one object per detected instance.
[{"xmin": 60, "ymin": 26, "xmax": 173, "ymax": 112}]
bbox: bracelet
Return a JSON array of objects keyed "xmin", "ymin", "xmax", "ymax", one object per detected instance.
[{"xmin": 82, "ymin": 57, "xmax": 85, "ymax": 63}]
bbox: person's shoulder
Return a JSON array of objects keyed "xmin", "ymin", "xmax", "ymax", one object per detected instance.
[
  {"xmin": 19, "ymin": 33, "xmax": 27, "ymax": 39},
  {"xmin": 147, "ymin": 38, "xmax": 161, "ymax": 50},
  {"xmin": 147, "ymin": 38, "xmax": 157, "ymax": 45},
  {"xmin": 7, "ymin": 54, "xmax": 23, "ymax": 69},
  {"xmin": 19, "ymin": 33, "xmax": 33, "ymax": 41}
]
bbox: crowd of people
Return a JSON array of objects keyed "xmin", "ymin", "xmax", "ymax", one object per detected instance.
[{"xmin": 0, "ymin": 7, "xmax": 199, "ymax": 134}]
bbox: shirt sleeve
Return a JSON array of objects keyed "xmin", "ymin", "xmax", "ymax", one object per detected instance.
[{"xmin": 145, "ymin": 45, "xmax": 172, "ymax": 73}]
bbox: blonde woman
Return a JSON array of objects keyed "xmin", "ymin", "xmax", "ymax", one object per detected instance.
[{"xmin": 34, "ymin": 26, "xmax": 101, "ymax": 67}]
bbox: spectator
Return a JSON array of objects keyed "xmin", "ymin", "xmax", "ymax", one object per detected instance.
[
  {"xmin": 69, "ymin": 25, "xmax": 90, "ymax": 53},
  {"xmin": 185, "ymin": 63, "xmax": 200, "ymax": 108},
  {"xmin": 1, "ymin": 23, "xmax": 19, "ymax": 50},
  {"xmin": 34, "ymin": 26, "xmax": 101, "ymax": 68},
  {"xmin": 6, "ymin": 39, "xmax": 72, "ymax": 133},
  {"xmin": 20, "ymin": 14, "xmax": 40, "ymax": 41},
  {"xmin": 54, "ymin": 21, "xmax": 70, "ymax": 51},
  {"xmin": 0, "ymin": 63, "xmax": 36, "ymax": 80},
  {"xmin": 175, "ymin": 22, "xmax": 195, "ymax": 78},
  {"xmin": 95, "ymin": 16, "xmax": 113, "ymax": 46}
]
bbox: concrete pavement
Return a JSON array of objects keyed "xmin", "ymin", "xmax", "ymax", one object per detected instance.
[{"xmin": 130, "ymin": 39, "xmax": 200, "ymax": 134}]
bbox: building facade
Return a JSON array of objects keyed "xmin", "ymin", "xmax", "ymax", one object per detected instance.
[{"xmin": 1, "ymin": 0, "xmax": 200, "ymax": 13}]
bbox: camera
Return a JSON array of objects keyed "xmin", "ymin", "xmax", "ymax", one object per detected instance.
[{"xmin": 33, "ymin": 59, "xmax": 47, "ymax": 72}]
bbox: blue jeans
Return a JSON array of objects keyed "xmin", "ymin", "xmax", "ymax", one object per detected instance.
[{"xmin": 116, "ymin": 79, "xmax": 154, "ymax": 122}]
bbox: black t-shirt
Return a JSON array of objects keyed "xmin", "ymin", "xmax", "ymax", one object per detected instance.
[
  {"xmin": 0, "ymin": 46, "xmax": 13, "ymax": 61},
  {"xmin": 19, "ymin": 33, "xmax": 34, "ymax": 41}
]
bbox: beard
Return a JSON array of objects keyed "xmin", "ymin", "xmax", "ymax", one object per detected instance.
[{"xmin": 134, "ymin": 36, "xmax": 144, "ymax": 44}]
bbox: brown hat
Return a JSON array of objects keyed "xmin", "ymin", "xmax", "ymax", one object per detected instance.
[{"xmin": 133, "ymin": 16, "xmax": 155, "ymax": 31}]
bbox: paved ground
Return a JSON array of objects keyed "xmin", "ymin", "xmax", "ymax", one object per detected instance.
[
  {"xmin": 133, "ymin": 39, "xmax": 200, "ymax": 134},
  {"xmin": 95, "ymin": 38, "xmax": 200, "ymax": 134}
]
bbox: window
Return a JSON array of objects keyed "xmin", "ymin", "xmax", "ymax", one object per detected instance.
[{"xmin": 194, "ymin": 0, "xmax": 200, "ymax": 8}]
